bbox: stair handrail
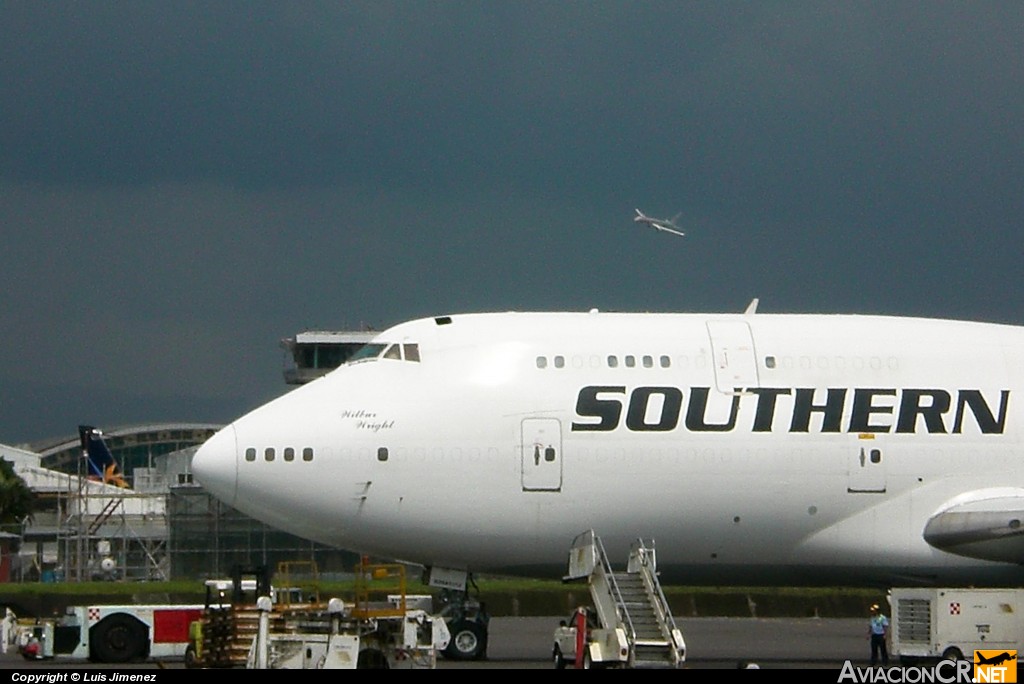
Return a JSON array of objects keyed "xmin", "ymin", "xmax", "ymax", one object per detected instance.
[
  {"xmin": 592, "ymin": 533, "xmax": 637, "ymax": 645},
  {"xmin": 632, "ymin": 537, "xmax": 684, "ymax": 662}
]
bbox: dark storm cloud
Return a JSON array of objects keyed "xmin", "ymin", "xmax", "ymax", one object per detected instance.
[
  {"xmin": 3, "ymin": 4, "xmax": 1021, "ymax": 204},
  {"xmin": 1, "ymin": 2, "xmax": 1022, "ymax": 443}
]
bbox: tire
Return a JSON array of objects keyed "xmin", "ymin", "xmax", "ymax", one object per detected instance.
[
  {"xmin": 183, "ymin": 644, "xmax": 199, "ymax": 669},
  {"xmin": 443, "ymin": 620, "xmax": 487, "ymax": 661},
  {"xmin": 553, "ymin": 645, "xmax": 567, "ymax": 669},
  {"xmin": 943, "ymin": 647, "xmax": 965, "ymax": 662},
  {"xmin": 89, "ymin": 614, "xmax": 148, "ymax": 663},
  {"xmin": 356, "ymin": 648, "xmax": 390, "ymax": 669}
]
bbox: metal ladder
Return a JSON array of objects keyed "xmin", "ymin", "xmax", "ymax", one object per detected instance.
[{"xmin": 565, "ymin": 529, "xmax": 685, "ymax": 668}]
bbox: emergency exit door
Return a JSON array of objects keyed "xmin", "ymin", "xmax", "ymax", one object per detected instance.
[
  {"xmin": 521, "ymin": 418, "xmax": 562, "ymax": 491},
  {"xmin": 848, "ymin": 442, "xmax": 887, "ymax": 493},
  {"xmin": 706, "ymin": 320, "xmax": 760, "ymax": 393}
]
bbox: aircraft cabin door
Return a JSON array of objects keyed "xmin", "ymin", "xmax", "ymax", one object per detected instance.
[
  {"xmin": 847, "ymin": 440, "xmax": 887, "ymax": 493},
  {"xmin": 706, "ymin": 320, "xmax": 760, "ymax": 393},
  {"xmin": 521, "ymin": 418, "xmax": 562, "ymax": 492}
]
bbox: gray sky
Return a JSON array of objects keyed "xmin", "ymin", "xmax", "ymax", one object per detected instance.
[{"xmin": 2, "ymin": 2, "xmax": 1022, "ymax": 445}]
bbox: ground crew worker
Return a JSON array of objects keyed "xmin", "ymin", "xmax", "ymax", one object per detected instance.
[{"xmin": 868, "ymin": 603, "xmax": 889, "ymax": 666}]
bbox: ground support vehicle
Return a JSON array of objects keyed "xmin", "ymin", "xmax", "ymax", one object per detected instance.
[
  {"xmin": 891, "ymin": 587, "xmax": 1024, "ymax": 664},
  {"xmin": 554, "ymin": 530, "xmax": 685, "ymax": 669},
  {"xmin": 15, "ymin": 603, "xmax": 203, "ymax": 663},
  {"xmin": 246, "ymin": 595, "xmax": 449, "ymax": 669},
  {"xmin": 190, "ymin": 559, "xmax": 450, "ymax": 669}
]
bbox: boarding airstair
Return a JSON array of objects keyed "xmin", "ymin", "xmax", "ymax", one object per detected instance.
[{"xmin": 564, "ymin": 530, "xmax": 685, "ymax": 668}]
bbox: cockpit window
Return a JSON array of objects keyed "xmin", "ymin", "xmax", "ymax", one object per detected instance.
[
  {"xmin": 349, "ymin": 343, "xmax": 387, "ymax": 362},
  {"xmin": 347, "ymin": 342, "xmax": 422, "ymax": 363}
]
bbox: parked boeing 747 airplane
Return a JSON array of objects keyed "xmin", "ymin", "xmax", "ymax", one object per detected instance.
[{"xmin": 192, "ymin": 308, "xmax": 1024, "ymax": 657}]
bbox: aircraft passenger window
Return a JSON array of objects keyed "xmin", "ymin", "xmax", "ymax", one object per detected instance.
[
  {"xmin": 536, "ymin": 356, "xmax": 547, "ymax": 369},
  {"xmin": 302, "ymin": 447, "xmax": 313, "ymax": 462},
  {"xmin": 625, "ymin": 355, "xmax": 636, "ymax": 368},
  {"xmin": 870, "ymin": 449, "xmax": 882, "ymax": 464},
  {"xmin": 642, "ymin": 356, "xmax": 653, "ymax": 368},
  {"xmin": 377, "ymin": 447, "xmax": 388, "ymax": 462},
  {"xmin": 544, "ymin": 446, "xmax": 556, "ymax": 462},
  {"xmin": 660, "ymin": 355, "xmax": 671, "ymax": 368},
  {"xmin": 284, "ymin": 447, "xmax": 295, "ymax": 462},
  {"xmin": 265, "ymin": 448, "xmax": 275, "ymax": 462},
  {"xmin": 383, "ymin": 344, "xmax": 401, "ymax": 360},
  {"xmin": 765, "ymin": 356, "xmax": 776, "ymax": 369},
  {"xmin": 608, "ymin": 356, "xmax": 618, "ymax": 368},
  {"xmin": 245, "ymin": 448, "xmax": 256, "ymax": 462},
  {"xmin": 554, "ymin": 356, "xmax": 565, "ymax": 368},
  {"xmin": 350, "ymin": 344, "xmax": 386, "ymax": 362},
  {"xmin": 403, "ymin": 344, "xmax": 420, "ymax": 362}
]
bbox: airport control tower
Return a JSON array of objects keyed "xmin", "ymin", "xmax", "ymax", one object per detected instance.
[{"xmin": 280, "ymin": 330, "xmax": 375, "ymax": 384}]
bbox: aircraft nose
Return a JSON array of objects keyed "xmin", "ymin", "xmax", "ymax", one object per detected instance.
[{"xmin": 192, "ymin": 424, "xmax": 238, "ymax": 507}]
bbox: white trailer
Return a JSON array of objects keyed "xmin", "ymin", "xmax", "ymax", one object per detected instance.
[
  {"xmin": 16, "ymin": 603, "xmax": 204, "ymax": 663},
  {"xmin": 891, "ymin": 588, "xmax": 1024, "ymax": 663}
]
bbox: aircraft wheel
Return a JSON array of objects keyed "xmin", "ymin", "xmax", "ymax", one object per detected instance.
[
  {"xmin": 943, "ymin": 647, "xmax": 965, "ymax": 662},
  {"xmin": 443, "ymin": 620, "xmax": 487, "ymax": 661},
  {"xmin": 90, "ymin": 614, "xmax": 148, "ymax": 663}
]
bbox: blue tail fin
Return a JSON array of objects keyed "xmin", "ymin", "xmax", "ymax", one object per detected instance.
[{"xmin": 78, "ymin": 425, "xmax": 128, "ymax": 487}]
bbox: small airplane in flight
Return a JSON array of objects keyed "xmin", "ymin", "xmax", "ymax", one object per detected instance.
[{"xmin": 634, "ymin": 208, "xmax": 685, "ymax": 237}]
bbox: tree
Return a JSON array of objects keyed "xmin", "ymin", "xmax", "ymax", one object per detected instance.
[{"xmin": 0, "ymin": 458, "xmax": 33, "ymax": 532}]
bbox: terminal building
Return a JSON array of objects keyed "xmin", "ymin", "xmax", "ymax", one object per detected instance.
[{"xmin": 1, "ymin": 330, "xmax": 375, "ymax": 583}]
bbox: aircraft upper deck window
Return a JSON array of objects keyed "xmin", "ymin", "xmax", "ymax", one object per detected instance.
[
  {"xmin": 403, "ymin": 344, "xmax": 420, "ymax": 362},
  {"xmin": 383, "ymin": 344, "xmax": 401, "ymax": 360},
  {"xmin": 350, "ymin": 344, "xmax": 386, "ymax": 362}
]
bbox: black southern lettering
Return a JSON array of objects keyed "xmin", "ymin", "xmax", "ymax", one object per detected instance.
[
  {"xmin": 790, "ymin": 388, "xmax": 846, "ymax": 433},
  {"xmin": 625, "ymin": 387, "xmax": 683, "ymax": 431},
  {"xmin": 896, "ymin": 389, "xmax": 951, "ymax": 434},
  {"xmin": 571, "ymin": 386, "xmax": 625, "ymax": 431},
  {"xmin": 684, "ymin": 387, "xmax": 740, "ymax": 432},
  {"xmin": 849, "ymin": 389, "xmax": 897, "ymax": 433},
  {"xmin": 952, "ymin": 390, "xmax": 1010, "ymax": 434}
]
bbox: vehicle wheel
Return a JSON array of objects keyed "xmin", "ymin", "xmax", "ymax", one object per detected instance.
[
  {"xmin": 553, "ymin": 644, "xmax": 567, "ymax": 669},
  {"xmin": 943, "ymin": 647, "xmax": 965, "ymax": 662},
  {"xmin": 443, "ymin": 620, "xmax": 487, "ymax": 661},
  {"xmin": 90, "ymin": 614, "xmax": 148, "ymax": 663},
  {"xmin": 356, "ymin": 648, "xmax": 390, "ymax": 669},
  {"xmin": 183, "ymin": 644, "xmax": 199, "ymax": 669}
]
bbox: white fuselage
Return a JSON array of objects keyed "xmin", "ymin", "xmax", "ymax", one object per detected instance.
[{"xmin": 192, "ymin": 312, "xmax": 1024, "ymax": 586}]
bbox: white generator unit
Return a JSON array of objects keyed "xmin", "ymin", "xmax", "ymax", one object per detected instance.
[{"xmin": 891, "ymin": 587, "xmax": 1024, "ymax": 663}]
